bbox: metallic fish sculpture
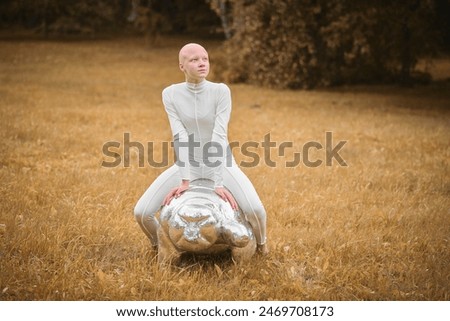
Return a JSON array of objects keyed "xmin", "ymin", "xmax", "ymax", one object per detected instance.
[{"xmin": 157, "ymin": 179, "xmax": 256, "ymax": 265}]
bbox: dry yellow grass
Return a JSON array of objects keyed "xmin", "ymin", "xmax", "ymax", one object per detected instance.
[{"xmin": 0, "ymin": 37, "xmax": 449, "ymax": 301}]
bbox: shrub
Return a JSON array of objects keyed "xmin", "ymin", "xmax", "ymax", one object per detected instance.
[{"xmin": 213, "ymin": 0, "xmax": 439, "ymax": 88}]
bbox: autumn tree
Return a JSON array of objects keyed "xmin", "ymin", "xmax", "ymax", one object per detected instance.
[{"xmin": 213, "ymin": 0, "xmax": 442, "ymax": 88}]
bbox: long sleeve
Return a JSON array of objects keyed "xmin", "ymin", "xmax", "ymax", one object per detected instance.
[
  {"xmin": 161, "ymin": 81, "xmax": 233, "ymax": 186},
  {"xmin": 162, "ymin": 86, "xmax": 190, "ymax": 180},
  {"xmin": 211, "ymin": 84, "xmax": 232, "ymax": 187}
]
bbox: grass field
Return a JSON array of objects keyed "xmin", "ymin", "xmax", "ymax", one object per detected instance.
[{"xmin": 0, "ymin": 37, "xmax": 449, "ymax": 301}]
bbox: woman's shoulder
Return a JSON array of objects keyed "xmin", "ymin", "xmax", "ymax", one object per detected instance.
[
  {"xmin": 162, "ymin": 82, "xmax": 184, "ymax": 97},
  {"xmin": 206, "ymin": 81, "xmax": 230, "ymax": 94},
  {"xmin": 163, "ymin": 82, "xmax": 184, "ymax": 91}
]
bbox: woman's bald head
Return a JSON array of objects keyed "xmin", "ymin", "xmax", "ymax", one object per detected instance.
[
  {"xmin": 178, "ymin": 43, "xmax": 208, "ymax": 64},
  {"xmin": 178, "ymin": 43, "xmax": 210, "ymax": 83}
]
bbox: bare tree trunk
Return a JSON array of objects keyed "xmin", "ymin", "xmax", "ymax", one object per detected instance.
[
  {"xmin": 208, "ymin": 0, "xmax": 232, "ymax": 39},
  {"xmin": 218, "ymin": 0, "xmax": 231, "ymax": 39}
]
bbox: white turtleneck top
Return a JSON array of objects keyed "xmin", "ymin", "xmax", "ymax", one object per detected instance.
[{"xmin": 162, "ymin": 80, "xmax": 232, "ymax": 187}]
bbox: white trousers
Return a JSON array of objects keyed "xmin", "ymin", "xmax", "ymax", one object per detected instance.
[{"xmin": 134, "ymin": 161, "xmax": 267, "ymax": 246}]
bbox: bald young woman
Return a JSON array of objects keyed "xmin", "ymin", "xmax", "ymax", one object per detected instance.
[{"xmin": 134, "ymin": 43, "xmax": 268, "ymax": 254}]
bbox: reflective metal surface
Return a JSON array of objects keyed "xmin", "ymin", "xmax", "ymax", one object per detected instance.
[{"xmin": 157, "ymin": 179, "xmax": 256, "ymax": 265}]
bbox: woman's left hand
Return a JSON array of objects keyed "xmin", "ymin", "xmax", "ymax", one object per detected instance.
[{"xmin": 215, "ymin": 187, "xmax": 238, "ymax": 210}]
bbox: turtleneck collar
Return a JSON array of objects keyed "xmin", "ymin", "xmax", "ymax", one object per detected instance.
[{"xmin": 186, "ymin": 79, "xmax": 207, "ymax": 93}]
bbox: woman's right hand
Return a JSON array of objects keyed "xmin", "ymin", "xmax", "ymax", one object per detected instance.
[{"xmin": 163, "ymin": 180, "xmax": 190, "ymax": 206}]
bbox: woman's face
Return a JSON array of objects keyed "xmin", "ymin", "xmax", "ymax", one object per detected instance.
[{"xmin": 179, "ymin": 45, "xmax": 210, "ymax": 83}]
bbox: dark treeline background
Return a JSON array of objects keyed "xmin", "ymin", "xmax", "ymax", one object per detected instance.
[
  {"xmin": 1, "ymin": 0, "xmax": 449, "ymax": 88},
  {"xmin": 0, "ymin": 0, "xmax": 222, "ymax": 38}
]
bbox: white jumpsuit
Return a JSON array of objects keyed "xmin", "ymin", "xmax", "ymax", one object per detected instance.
[{"xmin": 134, "ymin": 80, "xmax": 267, "ymax": 246}]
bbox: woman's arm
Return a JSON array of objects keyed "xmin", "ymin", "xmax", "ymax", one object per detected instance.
[
  {"xmin": 162, "ymin": 86, "xmax": 190, "ymax": 181},
  {"xmin": 162, "ymin": 86, "xmax": 191, "ymax": 205},
  {"xmin": 210, "ymin": 84, "xmax": 238, "ymax": 210},
  {"xmin": 211, "ymin": 83, "xmax": 232, "ymax": 188}
]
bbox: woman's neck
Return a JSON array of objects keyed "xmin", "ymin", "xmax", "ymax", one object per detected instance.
[
  {"xmin": 185, "ymin": 78, "xmax": 207, "ymax": 92},
  {"xmin": 185, "ymin": 77, "xmax": 206, "ymax": 84}
]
